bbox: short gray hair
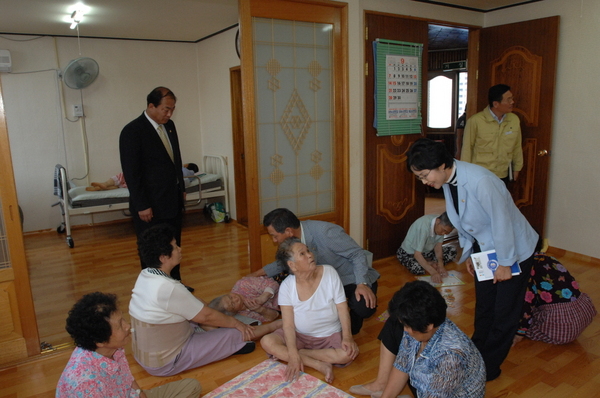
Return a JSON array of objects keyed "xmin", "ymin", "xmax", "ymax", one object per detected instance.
[
  {"xmin": 275, "ymin": 237, "xmax": 302, "ymax": 273},
  {"xmin": 437, "ymin": 212, "xmax": 453, "ymax": 228},
  {"xmin": 208, "ymin": 295, "xmax": 234, "ymax": 316}
]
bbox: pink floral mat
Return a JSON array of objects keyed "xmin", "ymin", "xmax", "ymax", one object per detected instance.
[{"xmin": 203, "ymin": 359, "xmax": 354, "ymax": 398}]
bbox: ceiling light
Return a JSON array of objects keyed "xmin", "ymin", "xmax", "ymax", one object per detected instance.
[{"xmin": 68, "ymin": 4, "xmax": 87, "ymax": 29}]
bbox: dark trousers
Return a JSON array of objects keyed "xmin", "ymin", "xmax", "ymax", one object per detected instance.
[
  {"xmin": 378, "ymin": 316, "xmax": 416, "ymax": 398},
  {"xmin": 471, "ymin": 253, "xmax": 534, "ymax": 381},
  {"xmin": 133, "ymin": 212, "xmax": 183, "ymax": 280},
  {"xmin": 344, "ymin": 281, "xmax": 378, "ymax": 335}
]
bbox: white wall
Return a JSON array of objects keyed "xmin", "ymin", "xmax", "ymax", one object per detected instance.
[
  {"xmin": 195, "ymin": 28, "xmax": 241, "ymax": 220},
  {"xmin": 0, "ymin": 35, "xmax": 201, "ymax": 232},
  {"xmin": 483, "ymin": 0, "xmax": 600, "ymax": 257}
]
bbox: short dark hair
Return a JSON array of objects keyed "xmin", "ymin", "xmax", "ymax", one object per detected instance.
[
  {"xmin": 406, "ymin": 138, "xmax": 454, "ymax": 173},
  {"xmin": 147, "ymin": 86, "xmax": 177, "ymax": 107},
  {"xmin": 186, "ymin": 162, "xmax": 199, "ymax": 173},
  {"xmin": 263, "ymin": 208, "xmax": 300, "ymax": 233},
  {"xmin": 65, "ymin": 292, "xmax": 118, "ymax": 351},
  {"xmin": 388, "ymin": 280, "xmax": 447, "ymax": 333},
  {"xmin": 137, "ymin": 224, "xmax": 176, "ymax": 268},
  {"xmin": 437, "ymin": 212, "xmax": 453, "ymax": 228},
  {"xmin": 275, "ymin": 237, "xmax": 302, "ymax": 273},
  {"xmin": 488, "ymin": 84, "xmax": 510, "ymax": 108}
]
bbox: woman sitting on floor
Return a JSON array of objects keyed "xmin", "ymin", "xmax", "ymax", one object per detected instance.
[
  {"xmin": 514, "ymin": 253, "xmax": 597, "ymax": 345},
  {"xmin": 380, "ymin": 280, "xmax": 486, "ymax": 398},
  {"xmin": 129, "ymin": 224, "xmax": 280, "ymax": 377},
  {"xmin": 209, "ymin": 276, "xmax": 280, "ymax": 323},
  {"xmin": 260, "ymin": 237, "xmax": 359, "ymax": 383}
]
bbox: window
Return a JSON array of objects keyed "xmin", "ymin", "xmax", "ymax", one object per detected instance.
[
  {"xmin": 426, "ymin": 70, "xmax": 468, "ymax": 132},
  {"xmin": 427, "ymin": 75, "xmax": 453, "ymax": 128}
]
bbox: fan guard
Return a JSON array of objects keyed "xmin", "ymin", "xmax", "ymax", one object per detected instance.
[{"xmin": 62, "ymin": 57, "xmax": 99, "ymax": 89}]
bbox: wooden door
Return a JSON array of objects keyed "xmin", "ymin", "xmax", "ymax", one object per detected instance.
[
  {"xmin": 476, "ymin": 16, "xmax": 559, "ymax": 237},
  {"xmin": 240, "ymin": 0, "xmax": 349, "ymax": 270},
  {"xmin": 230, "ymin": 66, "xmax": 248, "ymax": 227},
  {"xmin": 364, "ymin": 13, "xmax": 428, "ymax": 260},
  {"xmin": 0, "ymin": 82, "xmax": 39, "ymax": 364}
]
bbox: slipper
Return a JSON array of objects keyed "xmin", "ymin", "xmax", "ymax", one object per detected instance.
[
  {"xmin": 371, "ymin": 392, "xmax": 409, "ymax": 398},
  {"xmin": 349, "ymin": 385, "xmax": 379, "ymax": 396}
]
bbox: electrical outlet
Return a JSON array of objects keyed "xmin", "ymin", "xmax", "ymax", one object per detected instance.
[{"xmin": 73, "ymin": 105, "xmax": 84, "ymax": 117}]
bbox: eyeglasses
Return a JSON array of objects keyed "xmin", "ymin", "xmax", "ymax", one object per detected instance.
[{"xmin": 415, "ymin": 170, "xmax": 432, "ymax": 181}]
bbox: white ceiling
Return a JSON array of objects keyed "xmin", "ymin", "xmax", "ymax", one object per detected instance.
[
  {"xmin": 0, "ymin": 0, "xmax": 538, "ymax": 43},
  {"xmin": 0, "ymin": 0, "xmax": 240, "ymax": 42}
]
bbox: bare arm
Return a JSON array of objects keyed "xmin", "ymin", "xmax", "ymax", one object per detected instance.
[
  {"xmin": 281, "ymin": 305, "xmax": 303, "ymax": 381},
  {"xmin": 380, "ymin": 367, "xmax": 409, "ymax": 398},
  {"xmin": 414, "ymin": 251, "xmax": 442, "ymax": 284},
  {"xmin": 191, "ymin": 306, "xmax": 255, "ymax": 341},
  {"xmin": 433, "ymin": 242, "xmax": 448, "ymax": 278},
  {"xmin": 336, "ymin": 301, "xmax": 359, "ymax": 360}
]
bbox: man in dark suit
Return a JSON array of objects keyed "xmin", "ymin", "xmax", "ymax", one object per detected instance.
[{"xmin": 119, "ymin": 86, "xmax": 192, "ymax": 291}]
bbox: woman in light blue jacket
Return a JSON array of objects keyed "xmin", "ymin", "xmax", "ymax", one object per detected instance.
[{"xmin": 406, "ymin": 138, "xmax": 538, "ymax": 382}]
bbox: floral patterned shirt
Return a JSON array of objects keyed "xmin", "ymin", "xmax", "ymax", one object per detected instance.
[
  {"xmin": 232, "ymin": 276, "xmax": 279, "ymax": 322},
  {"xmin": 518, "ymin": 253, "xmax": 581, "ymax": 334},
  {"xmin": 394, "ymin": 318, "xmax": 486, "ymax": 398},
  {"xmin": 56, "ymin": 347, "xmax": 137, "ymax": 398}
]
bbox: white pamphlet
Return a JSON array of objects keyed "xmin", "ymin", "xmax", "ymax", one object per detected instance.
[{"xmin": 471, "ymin": 250, "xmax": 521, "ymax": 281}]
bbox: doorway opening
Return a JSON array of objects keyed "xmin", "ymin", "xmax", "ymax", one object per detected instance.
[{"xmin": 425, "ymin": 24, "xmax": 469, "ymax": 203}]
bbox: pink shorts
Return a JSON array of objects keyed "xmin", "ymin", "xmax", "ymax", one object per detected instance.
[{"xmin": 272, "ymin": 328, "xmax": 343, "ymax": 350}]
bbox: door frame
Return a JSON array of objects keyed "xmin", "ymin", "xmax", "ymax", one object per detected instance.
[
  {"xmin": 230, "ymin": 66, "xmax": 248, "ymax": 227},
  {"xmin": 239, "ymin": 0, "xmax": 349, "ymax": 271}
]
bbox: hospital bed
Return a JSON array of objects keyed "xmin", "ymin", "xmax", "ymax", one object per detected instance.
[{"xmin": 53, "ymin": 155, "xmax": 230, "ymax": 248}]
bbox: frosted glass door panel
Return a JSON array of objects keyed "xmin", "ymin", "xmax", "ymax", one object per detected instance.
[{"xmin": 253, "ymin": 17, "xmax": 334, "ymax": 220}]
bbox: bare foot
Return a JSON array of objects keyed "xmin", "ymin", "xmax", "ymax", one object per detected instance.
[
  {"xmin": 86, "ymin": 186, "xmax": 101, "ymax": 191},
  {"xmin": 313, "ymin": 361, "xmax": 334, "ymax": 383}
]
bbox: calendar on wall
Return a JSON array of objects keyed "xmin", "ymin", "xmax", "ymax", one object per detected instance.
[
  {"xmin": 373, "ymin": 39, "xmax": 423, "ymax": 136},
  {"xmin": 385, "ymin": 55, "xmax": 419, "ymax": 120}
]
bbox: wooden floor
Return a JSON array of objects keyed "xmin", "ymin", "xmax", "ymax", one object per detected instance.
[{"xmin": 2, "ymin": 206, "xmax": 600, "ymax": 397}]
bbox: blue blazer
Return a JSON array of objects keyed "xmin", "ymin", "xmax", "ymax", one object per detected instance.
[{"xmin": 443, "ymin": 160, "xmax": 537, "ymax": 267}]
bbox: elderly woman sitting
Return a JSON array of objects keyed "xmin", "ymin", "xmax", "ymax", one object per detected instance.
[
  {"xmin": 209, "ymin": 276, "xmax": 280, "ymax": 323},
  {"xmin": 129, "ymin": 224, "xmax": 280, "ymax": 377},
  {"xmin": 56, "ymin": 292, "xmax": 201, "ymax": 398},
  {"xmin": 380, "ymin": 281, "xmax": 486, "ymax": 398},
  {"xmin": 260, "ymin": 237, "xmax": 359, "ymax": 383}
]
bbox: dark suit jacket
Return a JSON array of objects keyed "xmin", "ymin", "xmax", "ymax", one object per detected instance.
[{"xmin": 119, "ymin": 112, "xmax": 185, "ymax": 220}]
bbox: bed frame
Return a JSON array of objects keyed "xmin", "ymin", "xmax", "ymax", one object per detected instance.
[{"xmin": 53, "ymin": 155, "xmax": 230, "ymax": 248}]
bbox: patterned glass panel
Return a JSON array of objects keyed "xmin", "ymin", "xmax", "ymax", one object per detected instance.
[{"xmin": 253, "ymin": 18, "xmax": 334, "ymax": 220}]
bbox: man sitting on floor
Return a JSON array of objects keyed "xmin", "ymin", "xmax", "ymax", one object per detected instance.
[{"xmin": 396, "ymin": 212, "xmax": 457, "ymax": 284}]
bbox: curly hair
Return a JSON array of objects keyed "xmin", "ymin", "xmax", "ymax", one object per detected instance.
[
  {"xmin": 65, "ymin": 292, "xmax": 118, "ymax": 351},
  {"xmin": 275, "ymin": 237, "xmax": 302, "ymax": 274},
  {"xmin": 388, "ymin": 280, "xmax": 447, "ymax": 333},
  {"xmin": 137, "ymin": 224, "xmax": 176, "ymax": 268}
]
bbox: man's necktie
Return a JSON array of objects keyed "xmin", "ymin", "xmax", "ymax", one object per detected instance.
[{"xmin": 157, "ymin": 125, "xmax": 174, "ymax": 163}]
